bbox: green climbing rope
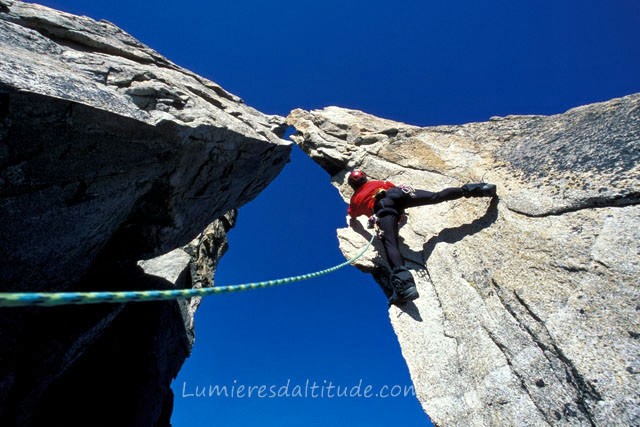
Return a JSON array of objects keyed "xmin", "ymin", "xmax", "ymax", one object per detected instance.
[{"xmin": 0, "ymin": 235, "xmax": 374, "ymax": 307}]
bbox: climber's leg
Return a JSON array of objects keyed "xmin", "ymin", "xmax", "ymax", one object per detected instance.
[
  {"xmin": 376, "ymin": 214, "xmax": 420, "ymax": 304},
  {"xmin": 402, "ymin": 188, "xmax": 465, "ymax": 208},
  {"xmin": 401, "ymin": 184, "xmax": 496, "ymax": 209},
  {"xmin": 376, "ymin": 214, "xmax": 404, "ymax": 270}
]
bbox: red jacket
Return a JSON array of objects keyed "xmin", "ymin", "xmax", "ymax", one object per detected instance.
[{"xmin": 348, "ymin": 180, "xmax": 396, "ymax": 218}]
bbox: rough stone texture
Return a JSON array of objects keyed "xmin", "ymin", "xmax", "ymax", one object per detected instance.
[
  {"xmin": 287, "ymin": 94, "xmax": 640, "ymax": 427},
  {"xmin": 12, "ymin": 213, "xmax": 235, "ymax": 427},
  {"xmin": 0, "ymin": 2, "xmax": 289, "ymax": 426},
  {"xmin": 0, "ymin": 0, "xmax": 290, "ymax": 291}
]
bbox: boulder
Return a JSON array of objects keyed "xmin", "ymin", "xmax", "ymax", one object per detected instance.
[
  {"xmin": 0, "ymin": 2, "xmax": 290, "ymax": 425},
  {"xmin": 287, "ymin": 94, "xmax": 640, "ymax": 426}
]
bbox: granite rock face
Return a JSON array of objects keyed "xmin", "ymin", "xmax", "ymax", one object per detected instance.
[
  {"xmin": 0, "ymin": 1, "xmax": 290, "ymax": 425},
  {"xmin": 287, "ymin": 94, "xmax": 640, "ymax": 426}
]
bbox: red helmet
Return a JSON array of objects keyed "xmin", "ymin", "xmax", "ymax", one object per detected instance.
[{"xmin": 348, "ymin": 169, "xmax": 368, "ymax": 189}]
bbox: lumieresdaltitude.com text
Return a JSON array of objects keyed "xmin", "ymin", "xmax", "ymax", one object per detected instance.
[{"xmin": 181, "ymin": 379, "xmax": 416, "ymax": 399}]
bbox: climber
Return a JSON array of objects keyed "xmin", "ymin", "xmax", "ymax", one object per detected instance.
[{"xmin": 347, "ymin": 169, "xmax": 497, "ymax": 305}]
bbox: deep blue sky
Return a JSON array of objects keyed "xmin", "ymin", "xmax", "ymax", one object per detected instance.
[{"xmin": 33, "ymin": 1, "xmax": 640, "ymax": 426}]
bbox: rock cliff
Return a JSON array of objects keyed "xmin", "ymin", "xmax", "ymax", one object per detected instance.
[
  {"xmin": 0, "ymin": 1, "xmax": 290, "ymax": 425},
  {"xmin": 287, "ymin": 95, "xmax": 640, "ymax": 426}
]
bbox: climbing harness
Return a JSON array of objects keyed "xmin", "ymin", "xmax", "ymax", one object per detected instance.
[
  {"xmin": 0, "ymin": 235, "xmax": 375, "ymax": 307},
  {"xmin": 366, "ymin": 214, "xmax": 387, "ymax": 240},
  {"xmin": 398, "ymin": 184, "xmax": 415, "ymax": 196},
  {"xmin": 367, "ymin": 214, "xmax": 378, "ymax": 230}
]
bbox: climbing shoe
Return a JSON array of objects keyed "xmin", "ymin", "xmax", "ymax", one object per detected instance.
[
  {"xmin": 389, "ymin": 266, "xmax": 419, "ymax": 303},
  {"xmin": 461, "ymin": 183, "xmax": 497, "ymax": 198}
]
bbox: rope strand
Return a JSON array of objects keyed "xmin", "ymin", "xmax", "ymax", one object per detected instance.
[{"xmin": 0, "ymin": 235, "xmax": 374, "ymax": 307}]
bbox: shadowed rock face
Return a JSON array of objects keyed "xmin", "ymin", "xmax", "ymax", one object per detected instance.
[
  {"xmin": 0, "ymin": 2, "xmax": 290, "ymax": 425},
  {"xmin": 287, "ymin": 95, "xmax": 640, "ymax": 426}
]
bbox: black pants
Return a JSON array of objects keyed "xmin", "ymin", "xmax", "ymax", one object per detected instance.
[{"xmin": 374, "ymin": 187, "xmax": 464, "ymax": 269}]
